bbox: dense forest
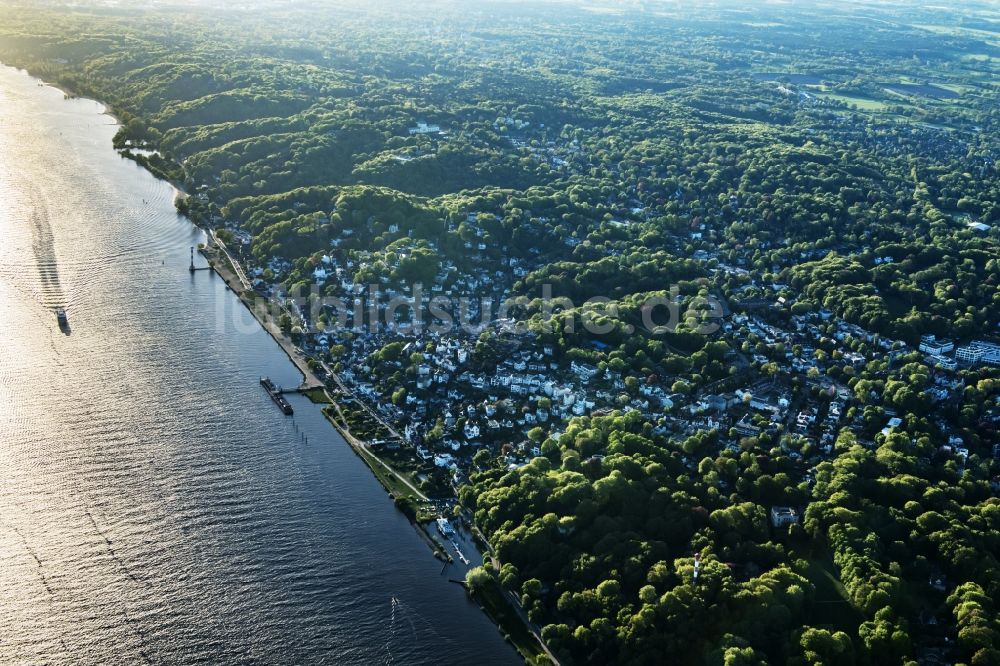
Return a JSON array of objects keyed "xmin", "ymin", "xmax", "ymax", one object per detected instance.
[{"xmin": 1, "ymin": 0, "xmax": 998, "ymax": 664}]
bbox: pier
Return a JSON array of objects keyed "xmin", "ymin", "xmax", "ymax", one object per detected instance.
[
  {"xmin": 189, "ymin": 246, "xmax": 211, "ymax": 272},
  {"xmin": 275, "ymin": 384, "xmax": 325, "ymax": 395}
]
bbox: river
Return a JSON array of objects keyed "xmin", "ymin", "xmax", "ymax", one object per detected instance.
[{"xmin": 0, "ymin": 64, "xmax": 520, "ymax": 665}]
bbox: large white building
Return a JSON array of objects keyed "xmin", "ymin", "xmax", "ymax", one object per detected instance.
[
  {"xmin": 956, "ymin": 340, "xmax": 1000, "ymax": 367},
  {"xmin": 919, "ymin": 334, "xmax": 954, "ymax": 356},
  {"xmin": 408, "ymin": 122, "xmax": 441, "ymax": 135}
]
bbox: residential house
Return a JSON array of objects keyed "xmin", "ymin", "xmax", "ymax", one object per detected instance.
[{"xmin": 770, "ymin": 507, "xmax": 800, "ymax": 528}]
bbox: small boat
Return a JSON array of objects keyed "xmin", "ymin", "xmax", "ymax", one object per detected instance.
[
  {"xmin": 260, "ymin": 377, "xmax": 294, "ymax": 415},
  {"xmin": 436, "ymin": 517, "xmax": 456, "ymax": 538},
  {"xmin": 55, "ymin": 308, "xmax": 68, "ymax": 326}
]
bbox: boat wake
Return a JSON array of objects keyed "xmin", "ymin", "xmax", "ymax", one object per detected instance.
[
  {"xmin": 383, "ymin": 596, "xmax": 461, "ymax": 665},
  {"xmin": 28, "ymin": 193, "xmax": 68, "ymax": 311}
]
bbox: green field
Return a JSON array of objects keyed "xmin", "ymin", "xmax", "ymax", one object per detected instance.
[
  {"xmin": 817, "ymin": 92, "xmax": 891, "ymax": 112},
  {"xmin": 805, "ymin": 557, "xmax": 861, "ymax": 633}
]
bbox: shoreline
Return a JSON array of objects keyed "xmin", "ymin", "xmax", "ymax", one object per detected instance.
[
  {"xmin": 5, "ymin": 64, "xmax": 193, "ymax": 200},
  {"xmin": 4, "ymin": 60, "xmax": 442, "ymax": 555},
  {"xmin": 9, "ymin": 61, "xmax": 550, "ymax": 666},
  {"xmin": 200, "ymin": 242, "xmax": 464, "ymax": 559},
  {"xmin": 199, "ymin": 242, "xmax": 324, "ymax": 392},
  {"xmin": 199, "ymin": 211, "xmax": 555, "ymax": 665}
]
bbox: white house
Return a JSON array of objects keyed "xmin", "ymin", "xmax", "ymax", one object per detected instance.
[
  {"xmin": 770, "ymin": 507, "xmax": 800, "ymax": 528},
  {"xmin": 433, "ymin": 454, "xmax": 456, "ymax": 469}
]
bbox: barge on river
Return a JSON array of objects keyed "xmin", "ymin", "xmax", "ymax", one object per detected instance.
[{"xmin": 260, "ymin": 377, "xmax": 294, "ymax": 415}]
